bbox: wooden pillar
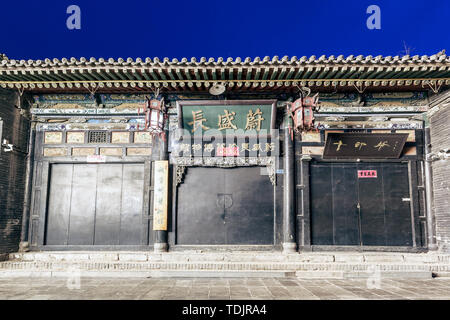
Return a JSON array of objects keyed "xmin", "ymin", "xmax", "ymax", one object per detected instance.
[
  {"xmin": 424, "ymin": 127, "xmax": 437, "ymax": 250},
  {"xmin": 282, "ymin": 117, "xmax": 297, "ymax": 253},
  {"xmin": 154, "ymin": 133, "xmax": 169, "ymax": 253},
  {"xmin": 297, "ymin": 155, "xmax": 312, "ymax": 251}
]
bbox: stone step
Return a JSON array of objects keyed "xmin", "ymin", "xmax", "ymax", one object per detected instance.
[
  {"xmin": 1, "ymin": 260, "xmax": 447, "ymax": 269},
  {"xmin": 2, "ymin": 251, "xmax": 449, "ymax": 279},
  {"xmin": 0, "ymin": 269, "xmax": 295, "ymax": 279},
  {"xmin": 8, "ymin": 251, "xmax": 450, "ymax": 264},
  {"xmin": 1, "ymin": 260, "xmax": 448, "ymax": 274},
  {"xmin": 0, "ymin": 268, "xmax": 434, "ymax": 279}
]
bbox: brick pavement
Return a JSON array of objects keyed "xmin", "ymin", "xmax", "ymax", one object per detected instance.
[{"xmin": 0, "ymin": 277, "xmax": 449, "ymax": 300}]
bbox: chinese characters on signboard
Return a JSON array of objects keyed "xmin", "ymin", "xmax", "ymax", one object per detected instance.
[
  {"xmin": 358, "ymin": 170, "xmax": 378, "ymax": 178},
  {"xmin": 173, "ymin": 138, "xmax": 278, "ymax": 158},
  {"xmin": 323, "ymin": 133, "xmax": 408, "ymax": 159},
  {"xmin": 179, "ymin": 101, "xmax": 275, "ymax": 134}
]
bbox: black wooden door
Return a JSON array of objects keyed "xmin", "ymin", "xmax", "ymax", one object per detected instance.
[
  {"xmin": 310, "ymin": 162, "xmax": 413, "ymax": 246},
  {"xmin": 45, "ymin": 163, "xmax": 147, "ymax": 246},
  {"xmin": 177, "ymin": 167, "xmax": 274, "ymax": 245}
]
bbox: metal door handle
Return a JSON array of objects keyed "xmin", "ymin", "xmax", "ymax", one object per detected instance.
[
  {"xmin": 223, "ymin": 194, "xmax": 233, "ymax": 209},
  {"xmin": 402, "ymin": 198, "xmax": 411, "ymax": 202}
]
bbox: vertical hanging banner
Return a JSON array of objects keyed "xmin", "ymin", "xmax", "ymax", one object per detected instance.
[{"xmin": 153, "ymin": 160, "xmax": 168, "ymax": 231}]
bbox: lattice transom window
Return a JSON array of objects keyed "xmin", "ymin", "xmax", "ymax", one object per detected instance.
[{"xmin": 88, "ymin": 131, "xmax": 108, "ymax": 143}]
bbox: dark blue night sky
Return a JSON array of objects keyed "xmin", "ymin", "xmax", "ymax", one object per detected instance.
[{"xmin": 0, "ymin": 0, "xmax": 449, "ymax": 60}]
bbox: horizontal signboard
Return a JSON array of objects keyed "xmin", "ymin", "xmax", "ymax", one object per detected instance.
[
  {"xmin": 177, "ymin": 100, "xmax": 277, "ymax": 134},
  {"xmin": 323, "ymin": 133, "xmax": 408, "ymax": 159}
]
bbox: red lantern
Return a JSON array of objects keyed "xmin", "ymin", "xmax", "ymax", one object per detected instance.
[
  {"xmin": 139, "ymin": 97, "xmax": 167, "ymax": 140},
  {"xmin": 289, "ymin": 94, "xmax": 319, "ymax": 132}
]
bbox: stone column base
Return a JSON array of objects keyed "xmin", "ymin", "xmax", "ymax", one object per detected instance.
[
  {"xmin": 282, "ymin": 242, "xmax": 297, "ymax": 254},
  {"xmin": 19, "ymin": 242, "xmax": 30, "ymax": 252},
  {"xmin": 154, "ymin": 242, "xmax": 168, "ymax": 253}
]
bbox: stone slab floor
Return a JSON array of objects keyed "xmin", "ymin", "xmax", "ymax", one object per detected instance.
[{"xmin": 0, "ymin": 277, "xmax": 449, "ymax": 300}]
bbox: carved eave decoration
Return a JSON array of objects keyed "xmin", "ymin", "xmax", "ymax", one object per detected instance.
[{"xmin": 173, "ymin": 157, "xmax": 277, "ymax": 186}]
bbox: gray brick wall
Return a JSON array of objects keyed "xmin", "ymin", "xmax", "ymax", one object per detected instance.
[
  {"xmin": 429, "ymin": 102, "xmax": 450, "ymax": 251},
  {"xmin": 0, "ymin": 89, "xmax": 30, "ymax": 254}
]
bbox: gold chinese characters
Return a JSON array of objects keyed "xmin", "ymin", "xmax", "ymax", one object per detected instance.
[
  {"xmin": 188, "ymin": 110, "xmax": 209, "ymax": 133},
  {"xmin": 188, "ymin": 108, "xmax": 266, "ymax": 132},
  {"xmin": 218, "ymin": 110, "xmax": 238, "ymax": 130}
]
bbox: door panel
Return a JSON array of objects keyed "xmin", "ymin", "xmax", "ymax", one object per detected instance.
[
  {"xmin": 383, "ymin": 164, "xmax": 413, "ymax": 246},
  {"xmin": 120, "ymin": 164, "xmax": 145, "ymax": 245},
  {"xmin": 94, "ymin": 164, "xmax": 122, "ymax": 245},
  {"xmin": 45, "ymin": 164, "xmax": 73, "ymax": 245},
  {"xmin": 177, "ymin": 168, "xmax": 226, "ymax": 244},
  {"xmin": 358, "ymin": 164, "xmax": 386, "ymax": 246},
  {"xmin": 225, "ymin": 167, "xmax": 274, "ymax": 245},
  {"xmin": 311, "ymin": 164, "xmax": 360, "ymax": 246},
  {"xmin": 310, "ymin": 165, "xmax": 334, "ymax": 245},
  {"xmin": 333, "ymin": 165, "xmax": 360, "ymax": 245},
  {"xmin": 68, "ymin": 164, "xmax": 97, "ymax": 245}
]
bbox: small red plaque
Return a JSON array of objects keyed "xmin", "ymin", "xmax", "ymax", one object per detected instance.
[
  {"xmin": 216, "ymin": 146, "xmax": 239, "ymax": 157},
  {"xmin": 358, "ymin": 170, "xmax": 377, "ymax": 178}
]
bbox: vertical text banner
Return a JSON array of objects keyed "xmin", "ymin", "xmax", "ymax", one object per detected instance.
[{"xmin": 153, "ymin": 160, "xmax": 169, "ymax": 231}]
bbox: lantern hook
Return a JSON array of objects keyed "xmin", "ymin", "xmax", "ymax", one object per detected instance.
[{"xmin": 295, "ymin": 85, "xmax": 311, "ymax": 98}]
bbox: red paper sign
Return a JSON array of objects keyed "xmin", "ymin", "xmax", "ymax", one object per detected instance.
[
  {"xmin": 358, "ymin": 170, "xmax": 377, "ymax": 178},
  {"xmin": 216, "ymin": 146, "xmax": 239, "ymax": 157}
]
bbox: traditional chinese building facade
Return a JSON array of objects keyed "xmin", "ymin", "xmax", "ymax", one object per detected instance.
[{"xmin": 0, "ymin": 53, "xmax": 449, "ymax": 256}]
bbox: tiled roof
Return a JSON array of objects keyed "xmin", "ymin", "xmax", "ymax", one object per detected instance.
[
  {"xmin": 1, "ymin": 52, "xmax": 449, "ymax": 92},
  {"xmin": 2, "ymin": 52, "xmax": 450, "ymax": 66}
]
